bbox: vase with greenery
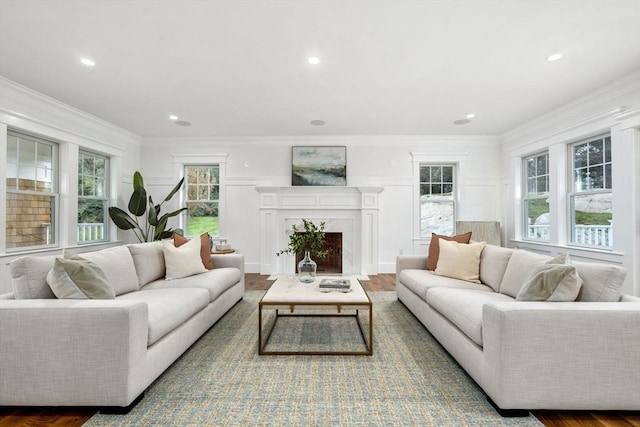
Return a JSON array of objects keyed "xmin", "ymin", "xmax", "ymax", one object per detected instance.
[
  {"xmin": 277, "ymin": 219, "xmax": 329, "ymax": 283},
  {"xmin": 108, "ymin": 171, "xmax": 186, "ymax": 242}
]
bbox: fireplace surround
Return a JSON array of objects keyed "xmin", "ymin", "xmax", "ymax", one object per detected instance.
[{"xmin": 255, "ymin": 186, "xmax": 384, "ymax": 276}]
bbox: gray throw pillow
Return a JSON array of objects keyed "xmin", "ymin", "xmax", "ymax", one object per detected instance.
[
  {"xmin": 516, "ymin": 254, "xmax": 583, "ymax": 301},
  {"xmin": 46, "ymin": 254, "xmax": 115, "ymax": 299}
]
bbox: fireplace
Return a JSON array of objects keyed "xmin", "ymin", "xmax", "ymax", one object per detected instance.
[
  {"xmin": 294, "ymin": 232, "xmax": 343, "ymax": 273},
  {"xmin": 255, "ymin": 186, "xmax": 383, "ymax": 276}
]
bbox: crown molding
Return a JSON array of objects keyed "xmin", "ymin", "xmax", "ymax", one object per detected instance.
[
  {"xmin": 0, "ymin": 76, "xmax": 141, "ymax": 152},
  {"xmin": 500, "ymin": 71, "xmax": 640, "ymax": 151}
]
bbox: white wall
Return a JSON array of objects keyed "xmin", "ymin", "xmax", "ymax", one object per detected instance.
[
  {"xmin": 140, "ymin": 135, "xmax": 503, "ymax": 274},
  {"xmin": 0, "ymin": 77, "xmax": 142, "ymax": 294},
  {"xmin": 500, "ymin": 71, "xmax": 640, "ymax": 296}
]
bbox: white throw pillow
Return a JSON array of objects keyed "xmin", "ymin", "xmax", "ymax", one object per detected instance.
[
  {"xmin": 435, "ymin": 239, "xmax": 486, "ymax": 283},
  {"xmin": 162, "ymin": 238, "xmax": 207, "ymax": 280}
]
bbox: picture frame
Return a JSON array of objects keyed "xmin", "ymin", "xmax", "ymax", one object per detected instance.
[{"xmin": 291, "ymin": 146, "xmax": 347, "ymax": 186}]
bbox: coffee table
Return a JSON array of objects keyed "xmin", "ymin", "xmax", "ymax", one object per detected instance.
[{"xmin": 258, "ymin": 275, "xmax": 373, "ymax": 355}]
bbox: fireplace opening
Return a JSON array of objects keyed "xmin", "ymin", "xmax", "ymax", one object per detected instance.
[{"xmin": 295, "ymin": 232, "xmax": 342, "ymax": 274}]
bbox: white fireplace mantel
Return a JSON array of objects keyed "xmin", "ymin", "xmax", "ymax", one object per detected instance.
[{"xmin": 255, "ymin": 186, "xmax": 384, "ymax": 276}]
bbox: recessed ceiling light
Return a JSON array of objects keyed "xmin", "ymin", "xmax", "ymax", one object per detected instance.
[
  {"xmin": 169, "ymin": 115, "xmax": 178, "ymax": 121},
  {"xmin": 308, "ymin": 57, "xmax": 320, "ymax": 65},
  {"xmin": 310, "ymin": 120, "xmax": 325, "ymax": 126},
  {"xmin": 80, "ymin": 58, "xmax": 95, "ymax": 67},
  {"xmin": 454, "ymin": 119, "xmax": 470, "ymax": 125},
  {"xmin": 546, "ymin": 53, "xmax": 563, "ymax": 62},
  {"xmin": 466, "ymin": 113, "xmax": 475, "ymax": 119}
]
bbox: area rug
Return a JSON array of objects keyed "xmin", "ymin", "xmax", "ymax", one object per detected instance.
[{"xmin": 85, "ymin": 291, "xmax": 543, "ymax": 426}]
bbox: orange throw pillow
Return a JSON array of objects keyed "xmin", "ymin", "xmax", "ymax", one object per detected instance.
[
  {"xmin": 173, "ymin": 232, "xmax": 215, "ymax": 270},
  {"xmin": 426, "ymin": 232, "xmax": 472, "ymax": 271}
]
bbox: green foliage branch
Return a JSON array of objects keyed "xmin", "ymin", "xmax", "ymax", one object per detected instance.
[
  {"xmin": 108, "ymin": 171, "xmax": 186, "ymax": 242},
  {"xmin": 277, "ymin": 219, "xmax": 329, "ymax": 260}
]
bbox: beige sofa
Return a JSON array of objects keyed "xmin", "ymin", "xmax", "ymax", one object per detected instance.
[
  {"xmin": 0, "ymin": 241, "xmax": 244, "ymax": 411},
  {"xmin": 396, "ymin": 244, "xmax": 640, "ymax": 415}
]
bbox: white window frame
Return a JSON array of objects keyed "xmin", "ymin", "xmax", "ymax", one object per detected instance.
[
  {"xmin": 418, "ymin": 164, "xmax": 457, "ymax": 238},
  {"xmin": 172, "ymin": 154, "xmax": 228, "ymax": 239},
  {"xmin": 522, "ymin": 151, "xmax": 550, "ymax": 242},
  {"xmin": 77, "ymin": 150, "xmax": 110, "ymax": 244},
  {"xmin": 5, "ymin": 129, "xmax": 59, "ymax": 251},
  {"xmin": 184, "ymin": 165, "xmax": 220, "ymax": 238},
  {"xmin": 568, "ymin": 134, "xmax": 613, "ymax": 249}
]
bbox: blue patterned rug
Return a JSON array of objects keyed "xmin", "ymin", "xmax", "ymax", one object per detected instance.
[{"xmin": 86, "ymin": 291, "xmax": 542, "ymax": 426}]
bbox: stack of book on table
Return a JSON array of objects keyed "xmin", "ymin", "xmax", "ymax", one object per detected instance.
[{"xmin": 318, "ymin": 278, "xmax": 352, "ymax": 293}]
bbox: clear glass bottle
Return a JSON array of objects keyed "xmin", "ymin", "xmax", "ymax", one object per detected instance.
[{"xmin": 297, "ymin": 250, "xmax": 317, "ymax": 283}]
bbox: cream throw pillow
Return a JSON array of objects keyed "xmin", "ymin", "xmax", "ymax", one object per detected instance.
[
  {"xmin": 163, "ymin": 238, "xmax": 207, "ymax": 280},
  {"xmin": 516, "ymin": 254, "xmax": 583, "ymax": 301},
  {"xmin": 435, "ymin": 240, "xmax": 486, "ymax": 283}
]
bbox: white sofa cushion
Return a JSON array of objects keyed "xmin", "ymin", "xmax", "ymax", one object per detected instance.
[
  {"xmin": 479, "ymin": 245, "xmax": 513, "ymax": 292},
  {"xmin": 499, "ymin": 249, "xmax": 552, "ymax": 298},
  {"xmin": 78, "ymin": 246, "xmax": 139, "ymax": 296},
  {"xmin": 10, "ymin": 255, "xmax": 56, "ymax": 299},
  {"xmin": 398, "ymin": 269, "xmax": 493, "ymax": 301},
  {"xmin": 573, "ymin": 260, "xmax": 626, "ymax": 302},
  {"xmin": 117, "ymin": 288, "xmax": 209, "ymax": 346},
  {"xmin": 142, "ymin": 268, "xmax": 241, "ymax": 302},
  {"xmin": 127, "ymin": 241, "xmax": 166, "ymax": 286},
  {"xmin": 426, "ymin": 287, "xmax": 514, "ymax": 346}
]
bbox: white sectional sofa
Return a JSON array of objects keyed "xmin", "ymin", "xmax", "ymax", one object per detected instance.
[
  {"xmin": 396, "ymin": 244, "xmax": 640, "ymax": 415},
  {"xmin": 0, "ymin": 241, "xmax": 244, "ymax": 411}
]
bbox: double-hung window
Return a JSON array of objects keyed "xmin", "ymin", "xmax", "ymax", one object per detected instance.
[
  {"xmin": 185, "ymin": 165, "xmax": 219, "ymax": 237},
  {"xmin": 5, "ymin": 130, "xmax": 58, "ymax": 250},
  {"xmin": 523, "ymin": 152, "xmax": 550, "ymax": 241},
  {"xmin": 419, "ymin": 165, "xmax": 455, "ymax": 237},
  {"xmin": 78, "ymin": 150, "xmax": 109, "ymax": 243},
  {"xmin": 569, "ymin": 134, "xmax": 612, "ymax": 249}
]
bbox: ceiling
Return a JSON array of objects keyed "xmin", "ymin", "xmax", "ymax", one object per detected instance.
[{"xmin": 0, "ymin": 0, "xmax": 639, "ymax": 138}]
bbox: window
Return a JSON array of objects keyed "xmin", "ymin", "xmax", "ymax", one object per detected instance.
[
  {"xmin": 523, "ymin": 152, "xmax": 550, "ymax": 241},
  {"xmin": 78, "ymin": 151, "xmax": 109, "ymax": 243},
  {"xmin": 419, "ymin": 165, "xmax": 455, "ymax": 237},
  {"xmin": 185, "ymin": 165, "xmax": 219, "ymax": 237},
  {"xmin": 569, "ymin": 134, "xmax": 612, "ymax": 248},
  {"xmin": 5, "ymin": 130, "xmax": 58, "ymax": 250}
]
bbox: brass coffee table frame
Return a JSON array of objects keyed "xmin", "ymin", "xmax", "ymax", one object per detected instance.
[{"xmin": 258, "ymin": 279, "xmax": 373, "ymax": 356}]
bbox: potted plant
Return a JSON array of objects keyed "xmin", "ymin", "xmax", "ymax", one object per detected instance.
[
  {"xmin": 277, "ymin": 219, "xmax": 329, "ymax": 282},
  {"xmin": 108, "ymin": 171, "xmax": 186, "ymax": 242}
]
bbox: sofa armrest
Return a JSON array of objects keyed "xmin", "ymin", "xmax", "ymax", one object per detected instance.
[
  {"xmin": 482, "ymin": 301, "xmax": 640, "ymax": 410},
  {"xmin": 0, "ymin": 299, "xmax": 149, "ymax": 406},
  {"xmin": 396, "ymin": 255, "xmax": 427, "ymax": 275},
  {"xmin": 211, "ymin": 253, "xmax": 244, "ymax": 272}
]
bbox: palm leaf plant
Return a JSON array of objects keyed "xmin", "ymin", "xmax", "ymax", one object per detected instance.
[{"xmin": 108, "ymin": 171, "xmax": 186, "ymax": 242}]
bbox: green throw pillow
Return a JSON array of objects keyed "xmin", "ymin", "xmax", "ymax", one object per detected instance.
[
  {"xmin": 46, "ymin": 254, "xmax": 115, "ymax": 299},
  {"xmin": 516, "ymin": 254, "xmax": 583, "ymax": 301}
]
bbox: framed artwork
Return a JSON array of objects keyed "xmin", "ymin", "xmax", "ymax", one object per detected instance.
[{"xmin": 292, "ymin": 146, "xmax": 347, "ymax": 186}]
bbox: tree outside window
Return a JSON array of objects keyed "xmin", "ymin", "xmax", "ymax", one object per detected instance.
[
  {"xmin": 185, "ymin": 165, "xmax": 219, "ymax": 236},
  {"xmin": 78, "ymin": 151, "xmax": 109, "ymax": 243},
  {"xmin": 420, "ymin": 165, "xmax": 455, "ymax": 237},
  {"xmin": 569, "ymin": 135, "xmax": 612, "ymax": 248},
  {"xmin": 523, "ymin": 152, "xmax": 550, "ymax": 241}
]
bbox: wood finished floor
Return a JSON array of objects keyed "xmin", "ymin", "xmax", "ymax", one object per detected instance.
[{"xmin": 1, "ymin": 273, "xmax": 638, "ymax": 427}]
